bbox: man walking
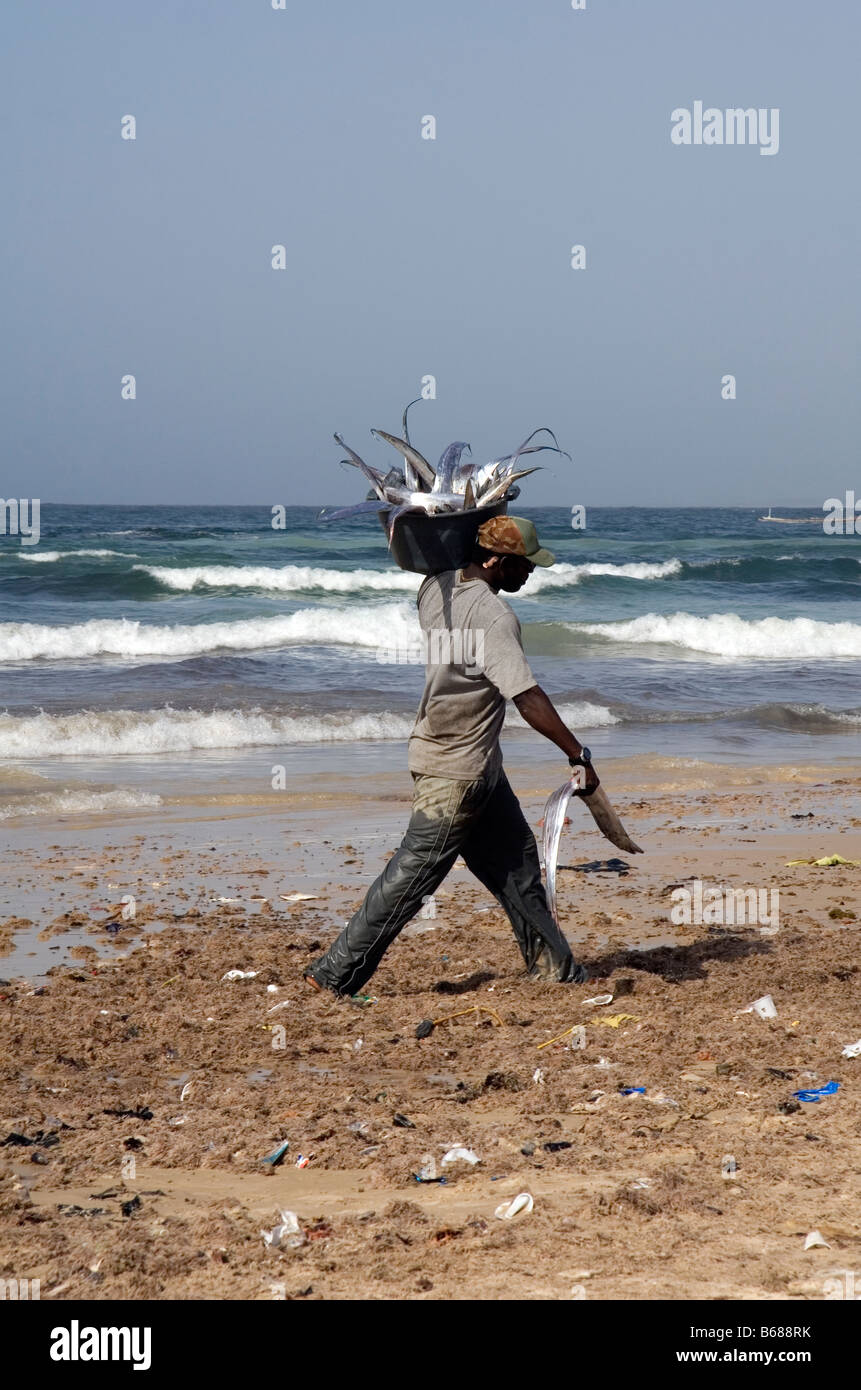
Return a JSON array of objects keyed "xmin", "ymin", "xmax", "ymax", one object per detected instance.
[{"xmin": 304, "ymin": 515, "xmax": 599, "ymax": 996}]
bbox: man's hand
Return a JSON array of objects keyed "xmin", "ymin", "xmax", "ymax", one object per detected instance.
[{"xmin": 570, "ymin": 762, "xmax": 600, "ymax": 795}]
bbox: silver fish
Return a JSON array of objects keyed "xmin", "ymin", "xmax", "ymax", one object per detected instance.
[
  {"xmin": 542, "ymin": 775, "xmax": 643, "ymax": 926},
  {"xmin": 319, "ymin": 499, "xmax": 391, "ymax": 522},
  {"xmin": 401, "ymin": 398, "xmax": 423, "ymax": 491},
  {"xmin": 384, "ymin": 489, "xmax": 465, "ymax": 540},
  {"xmin": 476, "ymin": 466, "xmax": 541, "ymax": 508},
  {"xmin": 542, "ymin": 778, "xmax": 575, "ymax": 926},
  {"xmin": 370, "ymin": 428, "xmax": 436, "ymax": 491},
  {"xmin": 334, "ymin": 434, "xmax": 388, "ymax": 502},
  {"xmin": 434, "ymin": 441, "xmax": 471, "ymax": 495}
]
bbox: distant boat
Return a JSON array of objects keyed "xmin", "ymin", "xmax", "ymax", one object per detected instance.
[{"xmin": 758, "ymin": 506, "xmax": 822, "ymax": 524}]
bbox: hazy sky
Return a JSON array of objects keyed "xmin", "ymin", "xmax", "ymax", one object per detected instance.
[{"xmin": 2, "ymin": 0, "xmax": 858, "ymax": 506}]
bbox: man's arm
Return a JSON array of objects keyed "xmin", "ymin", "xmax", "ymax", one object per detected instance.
[{"xmin": 513, "ymin": 684, "xmax": 600, "ymax": 791}]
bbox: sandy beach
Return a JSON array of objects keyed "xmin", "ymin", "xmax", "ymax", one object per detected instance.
[{"xmin": 2, "ymin": 751, "xmax": 860, "ymax": 1301}]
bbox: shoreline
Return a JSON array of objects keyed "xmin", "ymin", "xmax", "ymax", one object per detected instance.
[{"xmin": 1, "ymin": 756, "xmax": 859, "ymax": 1300}]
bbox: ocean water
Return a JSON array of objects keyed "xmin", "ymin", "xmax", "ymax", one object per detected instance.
[{"xmin": 0, "ymin": 504, "xmax": 859, "ymax": 819}]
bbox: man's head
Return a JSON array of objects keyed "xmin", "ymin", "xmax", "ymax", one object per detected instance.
[{"xmin": 470, "ymin": 515, "xmax": 555, "ymax": 592}]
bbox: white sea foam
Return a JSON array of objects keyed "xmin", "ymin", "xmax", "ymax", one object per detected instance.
[
  {"xmin": 528, "ymin": 559, "xmax": 681, "ymax": 590},
  {"xmin": 138, "ymin": 560, "xmax": 679, "ymax": 595},
  {"xmin": 0, "ymin": 603, "xmax": 418, "ymax": 662},
  {"xmin": 0, "ymin": 787, "xmax": 162, "ymax": 820},
  {"xmin": 18, "ymin": 548, "xmax": 132, "ymax": 562},
  {"xmin": 511, "ymin": 701, "xmax": 619, "ymax": 729},
  {"xmin": 0, "ymin": 701, "xmax": 619, "ymax": 758},
  {"xmin": 136, "ymin": 563, "xmax": 422, "ymax": 593},
  {"xmin": 570, "ymin": 611, "xmax": 861, "ymax": 659}
]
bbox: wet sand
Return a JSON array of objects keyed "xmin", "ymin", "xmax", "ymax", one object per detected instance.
[{"xmin": 1, "ymin": 754, "xmax": 860, "ymax": 1300}]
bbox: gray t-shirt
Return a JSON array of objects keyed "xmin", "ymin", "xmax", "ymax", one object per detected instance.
[{"xmin": 407, "ymin": 569, "xmax": 537, "ymax": 780}]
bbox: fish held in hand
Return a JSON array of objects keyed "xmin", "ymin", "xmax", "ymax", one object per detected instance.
[{"xmin": 542, "ymin": 775, "xmax": 643, "ymax": 925}]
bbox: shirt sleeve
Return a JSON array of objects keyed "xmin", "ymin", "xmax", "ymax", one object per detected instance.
[{"xmin": 480, "ymin": 610, "xmax": 537, "ymax": 700}]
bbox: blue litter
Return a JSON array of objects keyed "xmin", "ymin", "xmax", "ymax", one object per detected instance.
[
  {"xmin": 261, "ymin": 1140, "xmax": 290, "ymax": 1167},
  {"xmin": 621, "ymin": 1087, "xmax": 646, "ymax": 1096},
  {"xmin": 792, "ymin": 1081, "xmax": 840, "ymax": 1103}
]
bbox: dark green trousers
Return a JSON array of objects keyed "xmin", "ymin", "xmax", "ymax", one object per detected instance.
[{"xmin": 307, "ymin": 767, "xmax": 584, "ymax": 996}]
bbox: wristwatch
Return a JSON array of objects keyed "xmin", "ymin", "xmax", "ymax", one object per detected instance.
[{"xmin": 569, "ymin": 746, "xmax": 592, "ymax": 768}]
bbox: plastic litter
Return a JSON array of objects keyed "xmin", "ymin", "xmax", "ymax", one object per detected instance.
[
  {"xmin": 792, "ymin": 1081, "xmax": 839, "ymax": 1103},
  {"xmin": 737, "ymin": 994, "xmax": 777, "ymax": 1020},
  {"xmin": 537, "ymin": 1022, "xmax": 586, "ymax": 1051},
  {"xmin": 841, "ymin": 1039, "xmax": 861, "ymax": 1059},
  {"xmin": 620, "ymin": 1087, "xmax": 646, "ymax": 1097},
  {"xmin": 221, "ymin": 969, "xmax": 259, "ymax": 981},
  {"xmin": 267, "ymin": 985, "xmax": 279, "ymax": 994},
  {"xmin": 593, "ymin": 1013, "xmax": 639, "ymax": 1029},
  {"xmin": 532, "ymin": 1068, "xmax": 545, "ymax": 1085},
  {"xmin": 584, "ymin": 994, "xmax": 614, "ymax": 1007},
  {"xmin": 413, "ymin": 1156, "xmax": 446, "ymax": 1184},
  {"xmin": 179, "ymin": 1082, "xmax": 192, "ymax": 1103},
  {"xmin": 441, "ymin": 1146, "xmax": 480, "ymax": 1167},
  {"xmin": 569, "ymin": 1025, "xmax": 586, "ymax": 1051},
  {"xmin": 262, "ymin": 1210, "xmax": 305, "ymax": 1249},
  {"xmin": 804, "ymin": 1230, "xmax": 830, "ymax": 1250},
  {"xmin": 279, "ymin": 893, "xmax": 318, "ymax": 902},
  {"xmin": 261, "ymin": 1140, "xmax": 290, "ymax": 1169},
  {"xmin": 295, "ymin": 1154, "xmax": 311, "ymax": 1169},
  {"xmin": 393, "ymin": 1113, "xmax": 415, "ymax": 1129},
  {"xmin": 495, "ymin": 1192, "xmax": 534, "ymax": 1220},
  {"xmin": 785, "ymin": 855, "xmax": 859, "ymax": 867},
  {"xmin": 428, "ymin": 1004, "xmax": 504, "ymax": 1037},
  {"xmin": 267, "ymin": 1000, "xmax": 291, "ymax": 1013},
  {"xmin": 350, "ymin": 994, "xmax": 377, "ymax": 1007},
  {"xmin": 543, "ymin": 1140, "xmax": 572, "ymax": 1153}
]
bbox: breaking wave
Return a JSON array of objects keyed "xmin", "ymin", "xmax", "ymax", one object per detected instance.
[
  {"xmin": 135, "ymin": 563, "xmax": 422, "ymax": 594},
  {"xmin": 0, "ymin": 702, "xmax": 619, "ymax": 758},
  {"xmin": 0, "ymin": 604, "xmax": 418, "ymax": 662},
  {"xmin": 528, "ymin": 559, "xmax": 681, "ymax": 589},
  {"xmin": 569, "ymin": 612, "xmax": 861, "ymax": 659},
  {"xmin": 17, "ymin": 548, "xmax": 133, "ymax": 562},
  {"xmin": 0, "ymin": 787, "xmax": 162, "ymax": 820},
  {"xmin": 137, "ymin": 559, "xmax": 682, "ymax": 595}
]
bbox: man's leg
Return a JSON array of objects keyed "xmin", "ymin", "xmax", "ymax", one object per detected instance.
[
  {"xmin": 460, "ymin": 771, "xmax": 586, "ymax": 982},
  {"xmin": 306, "ymin": 772, "xmax": 490, "ymax": 996}
]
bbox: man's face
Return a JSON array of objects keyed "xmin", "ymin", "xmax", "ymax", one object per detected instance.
[{"xmin": 496, "ymin": 554, "xmax": 535, "ymax": 592}]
